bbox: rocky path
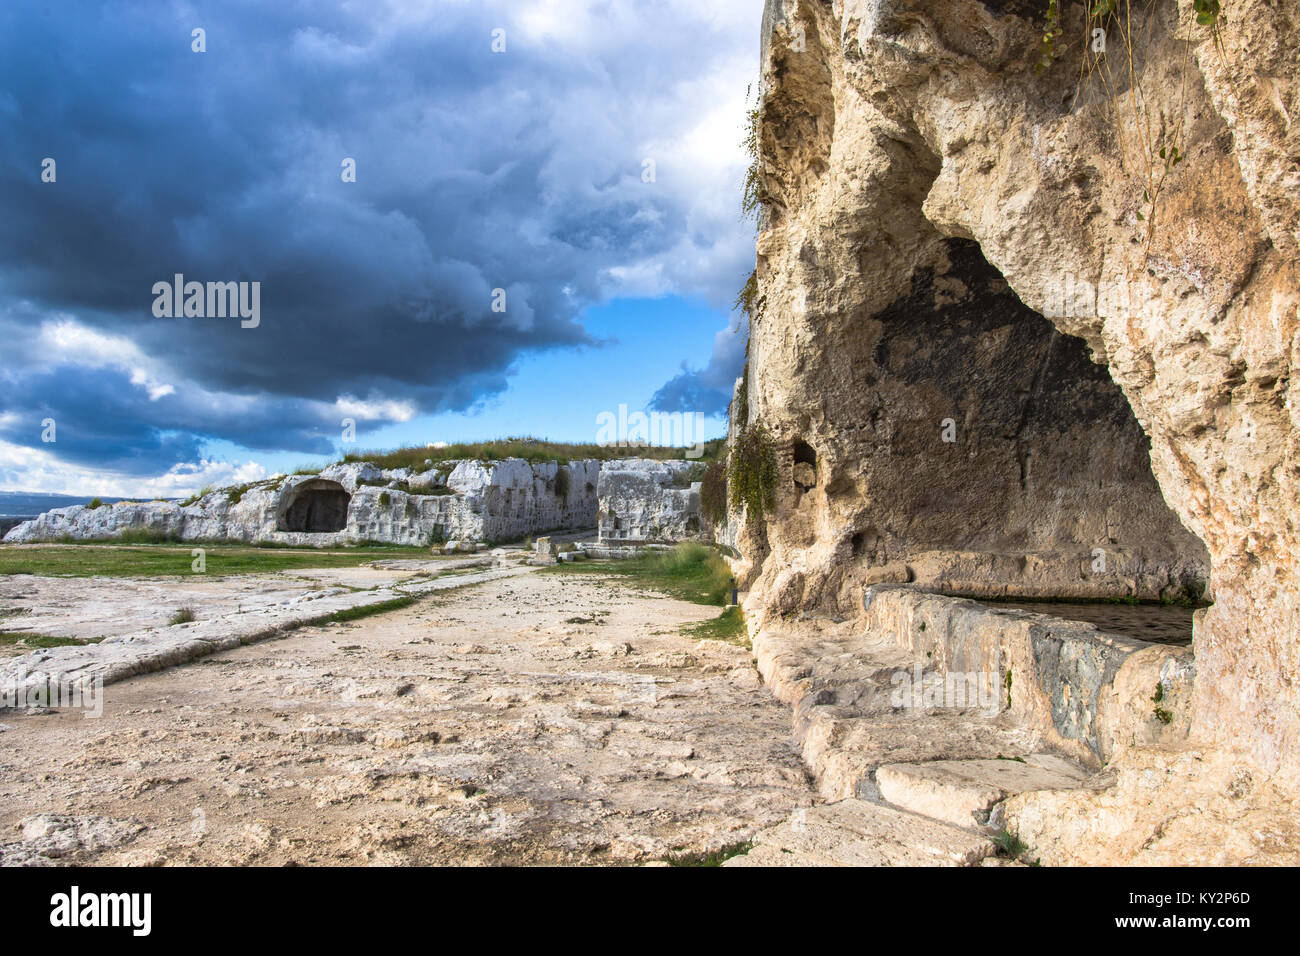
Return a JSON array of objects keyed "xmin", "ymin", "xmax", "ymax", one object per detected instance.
[{"xmin": 0, "ymin": 571, "xmax": 813, "ymax": 865}]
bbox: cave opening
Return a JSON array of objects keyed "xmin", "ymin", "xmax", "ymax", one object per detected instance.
[
  {"xmin": 278, "ymin": 480, "xmax": 351, "ymax": 533},
  {"xmin": 840, "ymin": 237, "xmax": 1209, "ymax": 639},
  {"xmin": 792, "ymin": 440, "xmax": 817, "ymax": 491}
]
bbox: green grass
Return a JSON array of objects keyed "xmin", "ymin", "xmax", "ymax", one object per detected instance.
[
  {"xmin": 325, "ymin": 596, "xmax": 414, "ymax": 623},
  {"xmin": 339, "ymin": 435, "xmax": 724, "ymax": 472},
  {"xmin": 540, "ymin": 541, "xmax": 733, "ymax": 607},
  {"xmin": 0, "ymin": 542, "xmax": 434, "ymax": 578},
  {"xmin": 666, "ymin": 841, "xmax": 754, "ymax": 867},
  {"xmin": 0, "ymin": 632, "xmax": 101, "ymax": 650},
  {"xmin": 681, "ymin": 604, "xmax": 746, "ymax": 643},
  {"xmin": 169, "ymin": 606, "xmax": 197, "ymax": 625},
  {"xmin": 991, "ymin": 828, "xmax": 1039, "ymax": 865}
]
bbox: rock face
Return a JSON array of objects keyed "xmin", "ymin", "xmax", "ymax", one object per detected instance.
[
  {"xmin": 745, "ymin": 0, "xmax": 1300, "ymax": 858},
  {"xmin": 596, "ymin": 459, "xmax": 703, "ymax": 544},
  {"xmin": 4, "ymin": 459, "xmax": 602, "ymax": 547}
]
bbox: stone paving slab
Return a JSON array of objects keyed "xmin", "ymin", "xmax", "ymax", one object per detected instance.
[{"xmin": 724, "ymin": 798, "xmax": 994, "ymax": 867}]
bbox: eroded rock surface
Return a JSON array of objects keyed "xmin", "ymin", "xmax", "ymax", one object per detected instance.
[
  {"xmin": 0, "ymin": 572, "xmax": 812, "ymax": 865},
  {"xmin": 743, "ymin": 0, "xmax": 1300, "ymax": 860}
]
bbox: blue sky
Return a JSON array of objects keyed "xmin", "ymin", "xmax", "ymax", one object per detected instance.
[{"xmin": 0, "ymin": 0, "xmax": 758, "ymax": 495}]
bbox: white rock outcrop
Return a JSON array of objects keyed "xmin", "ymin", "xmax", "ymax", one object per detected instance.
[
  {"xmin": 4, "ymin": 459, "xmax": 604, "ymax": 547},
  {"xmin": 596, "ymin": 459, "xmax": 703, "ymax": 544}
]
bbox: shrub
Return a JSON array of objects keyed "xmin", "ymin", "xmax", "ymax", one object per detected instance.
[
  {"xmin": 85, "ymin": 497, "xmax": 104, "ymax": 510},
  {"xmin": 733, "ymin": 362, "xmax": 750, "ymax": 431},
  {"xmin": 180, "ymin": 485, "xmax": 213, "ymax": 507},
  {"xmin": 555, "ymin": 465, "xmax": 571, "ymax": 501},
  {"xmin": 700, "ymin": 460, "xmax": 728, "ymax": 527},
  {"xmin": 728, "ymin": 424, "xmax": 778, "ymax": 520}
]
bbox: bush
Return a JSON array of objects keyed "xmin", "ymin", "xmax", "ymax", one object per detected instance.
[
  {"xmin": 555, "ymin": 466, "xmax": 571, "ymax": 501},
  {"xmin": 85, "ymin": 497, "xmax": 104, "ymax": 510},
  {"xmin": 699, "ymin": 460, "xmax": 728, "ymax": 527},
  {"xmin": 728, "ymin": 424, "xmax": 778, "ymax": 520}
]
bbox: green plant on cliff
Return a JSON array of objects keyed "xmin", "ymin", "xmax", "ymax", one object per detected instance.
[
  {"xmin": 1152, "ymin": 681, "xmax": 1174, "ymax": 724},
  {"xmin": 699, "ymin": 459, "xmax": 729, "ymax": 527},
  {"xmin": 734, "ymin": 269, "xmax": 758, "ymax": 326},
  {"xmin": 740, "ymin": 83, "xmax": 762, "ymax": 224},
  {"xmin": 734, "ymin": 361, "xmax": 750, "ymax": 431},
  {"xmin": 554, "ymin": 465, "xmax": 571, "ymax": 502},
  {"xmin": 728, "ymin": 423, "xmax": 778, "ymax": 521},
  {"xmin": 1036, "ymin": 0, "xmax": 1064, "ymax": 72}
]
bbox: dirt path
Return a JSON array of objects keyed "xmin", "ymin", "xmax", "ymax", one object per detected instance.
[{"xmin": 0, "ymin": 571, "xmax": 813, "ymax": 865}]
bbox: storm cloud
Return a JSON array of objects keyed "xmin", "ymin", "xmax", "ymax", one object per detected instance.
[{"xmin": 0, "ymin": 0, "xmax": 756, "ymax": 482}]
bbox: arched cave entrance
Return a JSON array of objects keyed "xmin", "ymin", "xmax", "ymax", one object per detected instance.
[
  {"xmin": 277, "ymin": 479, "xmax": 351, "ymax": 533},
  {"xmin": 829, "ymin": 238, "xmax": 1209, "ymax": 639}
]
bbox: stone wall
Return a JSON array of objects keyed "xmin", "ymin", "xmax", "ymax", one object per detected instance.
[{"xmin": 861, "ymin": 585, "xmax": 1195, "ymax": 768}]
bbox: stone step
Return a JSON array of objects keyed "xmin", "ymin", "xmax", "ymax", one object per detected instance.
[
  {"xmin": 801, "ymin": 709, "xmax": 1041, "ymax": 801},
  {"xmin": 723, "ymin": 798, "xmax": 995, "ymax": 867},
  {"xmin": 875, "ymin": 754, "xmax": 1091, "ymax": 830}
]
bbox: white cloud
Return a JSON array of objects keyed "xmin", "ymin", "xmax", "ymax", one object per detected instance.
[
  {"xmin": 0, "ymin": 439, "xmax": 265, "ymax": 498},
  {"xmin": 334, "ymin": 396, "xmax": 417, "ymax": 423}
]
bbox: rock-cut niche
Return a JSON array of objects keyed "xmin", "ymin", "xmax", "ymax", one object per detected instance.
[{"xmin": 278, "ymin": 479, "xmax": 351, "ymax": 533}]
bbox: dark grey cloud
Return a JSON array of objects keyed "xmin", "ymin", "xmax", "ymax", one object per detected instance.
[
  {"xmin": 0, "ymin": 0, "xmax": 757, "ymax": 477},
  {"xmin": 649, "ymin": 315, "xmax": 748, "ymax": 417}
]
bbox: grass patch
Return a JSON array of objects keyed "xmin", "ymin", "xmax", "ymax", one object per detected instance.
[
  {"xmin": 325, "ymin": 596, "xmax": 414, "ymax": 623},
  {"xmin": 0, "ymin": 632, "xmax": 100, "ymax": 649},
  {"xmin": 339, "ymin": 435, "xmax": 724, "ymax": 472},
  {"xmin": 540, "ymin": 542, "xmax": 733, "ymax": 607},
  {"xmin": 1152, "ymin": 682, "xmax": 1174, "ymax": 725},
  {"xmin": 991, "ymin": 828, "xmax": 1039, "ymax": 866},
  {"xmin": 169, "ymin": 606, "xmax": 197, "ymax": 625},
  {"xmin": 0, "ymin": 543, "xmax": 432, "ymax": 578},
  {"xmin": 681, "ymin": 604, "xmax": 746, "ymax": 643},
  {"xmin": 666, "ymin": 841, "xmax": 754, "ymax": 867}
]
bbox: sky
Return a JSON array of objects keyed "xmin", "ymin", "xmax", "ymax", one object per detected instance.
[{"xmin": 0, "ymin": 0, "xmax": 759, "ymax": 496}]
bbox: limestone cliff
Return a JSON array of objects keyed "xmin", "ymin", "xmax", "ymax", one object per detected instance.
[{"xmin": 745, "ymin": 0, "xmax": 1300, "ymax": 859}]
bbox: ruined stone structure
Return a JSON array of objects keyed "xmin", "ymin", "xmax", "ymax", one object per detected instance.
[
  {"xmin": 739, "ymin": 0, "xmax": 1300, "ymax": 862},
  {"xmin": 4, "ymin": 459, "xmax": 603, "ymax": 547},
  {"xmin": 596, "ymin": 459, "xmax": 703, "ymax": 544}
]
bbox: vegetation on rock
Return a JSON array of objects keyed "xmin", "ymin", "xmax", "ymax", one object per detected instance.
[{"xmin": 728, "ymin": 423, "xmax": 778, "ymax": 522}]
